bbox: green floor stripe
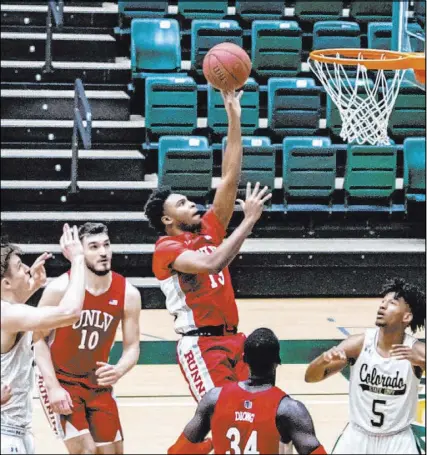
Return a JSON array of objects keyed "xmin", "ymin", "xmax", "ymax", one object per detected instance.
[{"xmin": 109, "ymin": 339, "xmax": 342, "ymax": 365}]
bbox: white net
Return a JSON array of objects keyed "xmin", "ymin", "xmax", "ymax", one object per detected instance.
[{"xmin": 309, "ymin": 52, "xmax": 407, "ymax": 146}]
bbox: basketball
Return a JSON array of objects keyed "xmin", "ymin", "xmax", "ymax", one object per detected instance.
[{"xmin": 202, "ymin": 42, "xmax": 252, "ymax": 91}]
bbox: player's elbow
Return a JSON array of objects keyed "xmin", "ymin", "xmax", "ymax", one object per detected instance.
[
  {"xmin": 304, "ymin": 367, "xmax": 318, "ymax": 383},
  {"xmin": 59, "ymin": 306, "xmax": 82, "ymax": 324}
]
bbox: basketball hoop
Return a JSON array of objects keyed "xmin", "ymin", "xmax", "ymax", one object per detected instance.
[{"xmin": 308, "ymin": 49, "xmax": 425, "ymax": 146}]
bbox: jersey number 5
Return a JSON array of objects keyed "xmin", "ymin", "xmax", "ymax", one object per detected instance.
[
  {"xmin": 371, "ymin": 399, "xmax": 386, "ymax": 427},
  {"xmin": 209, "ymin": 271, "xmax": 225, "ymax": 289},
  {"xmin": 226, "ymin": 427, "xmax": 259, "ymax": 454}
]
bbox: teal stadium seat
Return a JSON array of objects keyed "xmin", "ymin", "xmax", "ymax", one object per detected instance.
[
  {"xmin": 208, "ymin": 78, "xmax": 259, "ymax": 135},
  {"xmin": 235, "ymin": 2, "xmax": 284, "ymax": 23},
  {"xmin": 268, "ymin": 78, "xmax": 321, "ymax": 138},
  {"xmin": 222, "ymin": 137, "xmax": 275, "ymax": 203},
  {"xmin": 131, "ymin": 19, "xmax": 181, "ymax": 78},
  {"xmin": 326, "ymin": 78, "xmax": 374, "ymax": 139},
  {"xmin": 388, "ymin": 81, "xmax": 426, "ymax": 140},
  {"xmin": 414, "ymin": 0, "xmax": 425, "ymax": 29},
  {"xmin": 403, "ymin": 138, "xmax": 426, "ymax": 202},
  {"xmin": 177, "ymin": 0, "xmax": 228, "ymax": 20},
  {"xmin": 159, "ymin": 137, "xmax": 212, "ymax": 199},
  {"xmin": 349, "ymin": 1, "xmax": 393, "ymax": 24},
  {"xmin": 312, "ymin": 21, "xmax": 361, "ymax": 51},
  {"xmin": 344, "ymin": 144, "xmax": 398, "ymax": 211},
  {"xmin": 251, "ymin": 21, "xmax": 302, "ymax": 78},
  {"xmin": 118, "ymin": 2, "xmax": 168, "ymax": 29},
  {"xmin": 191, "ymin": 20, "xmax": 243, "ymax": 74},
  {"xmin": 368, "ymin": 22, "xmax": 424, "ymax": 51},
  {"xmin": 282, "ymin": 137, "xmax": 336, "ymax": 211},
  {"xmin": 145, "ymin": 76, "xmax": 197, "ymax": 137},
  {"xmin": 294, "ymin": 1, "xmax": 344, "ymax": 22}
]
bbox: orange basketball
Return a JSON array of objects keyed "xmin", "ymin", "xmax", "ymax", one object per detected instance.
[{"xmin": 203, "ymin": 42, "xmax": 252, "ymax": 91}]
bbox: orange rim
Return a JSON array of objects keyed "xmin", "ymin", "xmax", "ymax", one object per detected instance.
[{"xmin": 309, "ymin": 48, "xmax": 425, "ymax": 71}]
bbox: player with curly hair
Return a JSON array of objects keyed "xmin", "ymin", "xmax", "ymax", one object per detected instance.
[{"xmin": 305, "ymin": 277, "xmax": 426, "ymax": 454}]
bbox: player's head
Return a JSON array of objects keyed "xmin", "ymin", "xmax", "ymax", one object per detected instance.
[
  {"xmin": 376, "ymin": 277, "xmax": 426, "ymax": 333},
  {"xmin": 244, "ymin": 328, "xmax": 282, "ymax": 379},
  {"xmin": 78, "ymin": 223, "xmax": 112, "ymax": 276},
  {"xmin": 145, "ymin": 186, "xmax": 202, "ymax": 236},
  {"xmin": 1, "ymin": 242, "xmax": 31, "ymax": 295}
]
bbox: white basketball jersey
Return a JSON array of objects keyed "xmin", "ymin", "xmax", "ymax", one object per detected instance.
[
  {"xmin": 349, "ymin": 328, "xmax": 420, "ymax": 435},
  {"xmin": 1, "ymin": 328, "xmax": 34, "ymax": 430}
]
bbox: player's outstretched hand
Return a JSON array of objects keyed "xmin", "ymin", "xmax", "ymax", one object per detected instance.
[
  {"xmin": 237, "ymin": 182, "xmax": 272, "ymax": 224},
  {"xmin": 1, "ymin": 383, "xmax": 12, "ymax": 406},
  {"xmin": 60, "ymin": 224, "xmax": 84, "ymax": 262},
  {"xmin": 95, "ymin": 361, "xmax": 122, "ymax": 386},
  {"xmin": 390, "ymin": 344, "xmax": 423, "ymax": 367},
  {"xmin": 221, "ymin": 89, "xmax": 243, "ymax": 119},
  {"xmin": 322, "ymin": 347, "xmax": 347, "ymax": 364},
  {"xmin": 28, "ymin": 252, "xmax": 52, "ymax": 293},
  {"xmin": 48, "ymin": 386, "xmax": 73, "ymax": 415}
]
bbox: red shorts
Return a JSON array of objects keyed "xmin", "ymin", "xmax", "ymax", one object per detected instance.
[
  {"xmin": 37, "ymin": 372, "xmax": 123, "ymax": 445},
  {"xmin": 177, "ymin": 333, "xmax": 249, "ymax": 402}
]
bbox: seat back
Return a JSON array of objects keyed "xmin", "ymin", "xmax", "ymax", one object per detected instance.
[
  {"xmin": 388, "ymin": 81, "xmax": 426, "ymax": 140},
  {"xmin": 191, "ymin": 20, "xmax": 243, "ymax": 73},
  {"xmin": 131, "ymin": 19, "xmax": 181, "ymax": 73},
  {"xmin": 178, "ymin": 0, "xmax": 228, "ymax": 20},
  {"xmin": 312, "ymin": 21, "xmax": 361, "ymax": 50},
  {"xmin": 268, "ymin": 78, "xmax": 321, "ymax": 138},
  {"xmin": 294, "ymin": 1, "xmax": 344, "ymax": 22},
  {"xmin": 251, "ymin": 21, "xmax": 302, "ymax": 78},
  {"xmin": 235, "ymin": 1, "xmax": 284, "ymax": 22},
  {"xmin": 161, "ymin": 148, "xmax": 213, "ymax": 199},
  {"xmin": 208, "ymin": 78, "xmax": 259, "ymax": 136},
  {"xmin": 368, "ymin": 22, "xmax": 424, "ymax": 51},
  {"xmin": 350, "ymin": 1, "xmax": 393, "ymax": 23},
  {"xmin": 403, "ymin": 137, "xmax": 426, "ymax": 202},
  {"xmin": 145, "ymin": 76, "xmax": 197, "ymax": 137},
  {"xmin": 414, "ymin": 0, "xmax": 425, "ymax": 29},
  {"xmin": 283, "ymin": 137, "xmax": 335, "ymax": 200},
  {"xmin": 345, "ymin": 145, "xmax": 397, "ymax": 199},
  {"xmin": 222, "ymin": 137, "xmax": 275, "ymax": 200},
  {"xmin": 119, "ymin": 1, "xmax": 168, "ymax": 28},
  {"xmin": 158, "ymin": 136, "xmax": 210, "ymax": 178}
]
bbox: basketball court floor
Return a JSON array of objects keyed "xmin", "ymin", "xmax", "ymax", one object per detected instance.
[{"xmin": 31, "ymin": 298, "xmax": 426, "ymax": 454}]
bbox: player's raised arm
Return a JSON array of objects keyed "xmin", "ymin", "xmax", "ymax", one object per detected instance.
[
  {"xmin": 276, "ymin": 396, "xmax": 327, "ymax": 454},
  {"xmin": 173, "ymin": 182, "xmax": 272, "ymax": 275},
  {"xmin": 1, "ymin": 225, "xmax": 86, "ymax": 333},
  {"xmin": 305, "ymin": 334, "xmax": 364, "ymax": 383},
  {"xmin": 212, "ymin": 90, "xmax": 243, "ymax": 229},
  {"xmin": 168, "ymin": 388, "xmax": 220, "ymax": 454}
]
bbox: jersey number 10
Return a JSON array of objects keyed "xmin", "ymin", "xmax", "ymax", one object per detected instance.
[
  {"xmin": 78, "ymin": 329, "xmax": 100, "ymax": 350},
  {"xmin": 226, "ymin": 427, "xmax": 259, "ymax": 454}
]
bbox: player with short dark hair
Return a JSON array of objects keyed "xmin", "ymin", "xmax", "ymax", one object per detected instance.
[
  {"xmin": 168, "ymin": 328, "xmax": 327, "ymax": 455},
  {"xmin": 305, "ymin": 277, "xmax": 426, "ymax": 454},
  {"xmin": 146, "ymin": 90, "xmax": 272, "ymax": 401}
]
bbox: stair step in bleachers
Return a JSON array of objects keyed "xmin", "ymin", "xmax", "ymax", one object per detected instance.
[
  {"xmin": 0, "ymin": 59, "xmax": 131, "ymax": 85},
  {"xmin": 1, "ymin": 3, "xmax": 118, "ymax": 30},
  {"xmin": 1, "ymin": 32, "xmax": 116, "ymax": 62},
  {"xmin": 1, "ymin": 149, "xmax": 144, "ymax": 181},
  {"xmin": 1, "ymin": 89, "xmax": 130, "ymax": 120},
  {"xmin": 1, "ymin": 117, "xmax": 145, "ymax": 145}
]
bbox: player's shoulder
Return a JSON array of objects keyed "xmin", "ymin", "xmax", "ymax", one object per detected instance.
[
  {"xmin": 125, "ymin": 279, "xmax": 141, "ymax": 301},
  {"xmin": 276, "ymin": 395, "xmax": 307, "ymax": 421},
  {"xmin": 154, "ymin": 235, "xmax": 186, "ymax": 251}
]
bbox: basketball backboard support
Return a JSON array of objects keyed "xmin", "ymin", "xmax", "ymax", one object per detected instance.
[{"xmin": 392, "ymin": 0, "xmax": 426, "ymax": 91}]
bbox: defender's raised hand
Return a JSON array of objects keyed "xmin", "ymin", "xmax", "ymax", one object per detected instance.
[
  {"xmin": 221, "ymin": 89, "xmax": 244, "ymax": 119},
  {"xmin": 60, "ymin": 224, "xmax": 84, "ymax": 262}
]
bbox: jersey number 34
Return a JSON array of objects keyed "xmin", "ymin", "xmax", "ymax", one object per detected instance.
[{"xmin": 226, "ymin": 427, "xmax": 259, "ymax": 454}]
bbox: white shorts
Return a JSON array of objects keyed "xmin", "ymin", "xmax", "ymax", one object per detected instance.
[
  {"xmin": 332, "ymin": 423, "xmax": 421, "ymax": 454},
  {"xmin": 1, "ymin": 426, "xmax": 34, "ymax": 454}
]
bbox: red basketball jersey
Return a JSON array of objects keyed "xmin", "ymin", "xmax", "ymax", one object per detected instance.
[
  {"xmin": 152, "ymin": 208, "xmax": 238, "ymax": 334},
  {"xmin": 211, "ymin": 382, "xmax": 287, "ymax": 455},
  {"xmin": 49, "ymin": 272, "xmax": 126, "ymax": 388}
]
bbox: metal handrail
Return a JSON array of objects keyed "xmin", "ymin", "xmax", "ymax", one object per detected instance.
[
  {"xmin": 43, "ymin": 0, "xmax": 64, "ymax": 73},
  {"xmin": 70, "ymin": 78, "xmax": 92, "ymax": 194}
]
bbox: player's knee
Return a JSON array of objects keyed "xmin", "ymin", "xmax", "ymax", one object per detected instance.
[{"xmin": 71, "ymin": 442, "xmax": 97, "ymax": 454}]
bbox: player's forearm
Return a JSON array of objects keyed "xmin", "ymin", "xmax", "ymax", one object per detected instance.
[
  {"xmin": 57, "ymin": 255, "xmax": 86, "ymax": 317},
  {"xmin": 115, "ymin": 342, "xmax": 140, "ymax": 378},
  {"xmin": 305, "ymin": 355, "xmax": 331, "ymax": 383},
  {"xmin": 221, "ymin": 113, "xmax": 242, "ymax": 182},
  {"xmin": 208, "ymin": 217, "xmax": 254, "ymax": 273},
  {"xmin": 34, "ymin": 340, "xmax": 61, "ymax": 390},
  {"xmin": 413, "ymin": 344, "xmax": 426, "ymax": 370}
]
